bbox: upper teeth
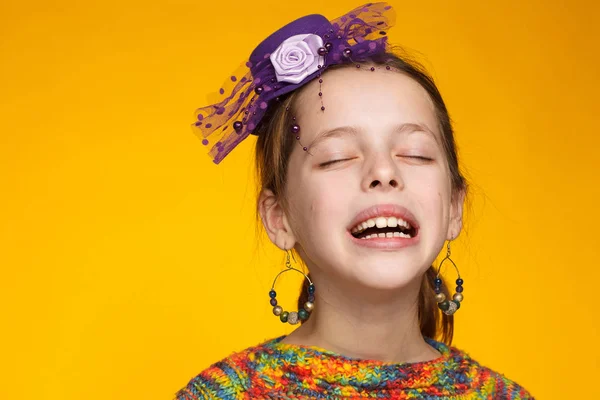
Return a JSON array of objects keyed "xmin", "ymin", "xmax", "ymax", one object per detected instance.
[{"xmin": 351, "ymin": 216, "xmax": 411, "ymax": 233}]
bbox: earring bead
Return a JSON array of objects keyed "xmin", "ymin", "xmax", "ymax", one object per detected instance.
[
  {"xmin": 298, "ymin": 309, "xmax": 309, "ymax": 321},
  {"xmin": 288, "ymin": 311, "xmax": 299, "ymax": 324},
  {"xmin": 280, "ymin": 311, "xmax": 289, "ymax": 323}
]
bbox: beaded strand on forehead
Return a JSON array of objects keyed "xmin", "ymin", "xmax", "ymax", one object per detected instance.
[
  {"xmin": 287, "ymin": 107, "xmax": 310, "ymax": 154},
  {"xmin": 288, "ymin": 58, "xmax": 396, "ymax": 154}
]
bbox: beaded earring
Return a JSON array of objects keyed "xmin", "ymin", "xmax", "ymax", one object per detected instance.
[
  {"xmin": 433, "ymin": 241, "xmax": 464, "ymax": 316},
  {"xmin": 269, "ymin": 250, "xmax": 315, "ymax": 325}
]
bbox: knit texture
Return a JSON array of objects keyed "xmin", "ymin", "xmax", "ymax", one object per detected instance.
[{"xmin": 175, "ymin": 335, "xmax": 532, "ymax": 399}]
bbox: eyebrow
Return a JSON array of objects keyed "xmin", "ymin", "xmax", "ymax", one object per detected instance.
[{"xmin": 308, "ymin": 122, "xmax": 438, "ymax": 151}]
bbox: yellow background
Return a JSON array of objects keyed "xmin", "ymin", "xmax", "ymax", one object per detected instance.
[{"xmin": 1, "ymin": 0, "xmax": 598, "ymax": 398}]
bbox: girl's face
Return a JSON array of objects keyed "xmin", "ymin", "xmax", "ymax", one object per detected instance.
[{"xmin": 273, "ymin": 67, "xmax": 463, "ymax": 290}]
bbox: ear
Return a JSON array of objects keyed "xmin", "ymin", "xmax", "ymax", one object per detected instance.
[
  {"xmin": 258, "ymin": 188, "xmax": 297, "ymax": 250},
  {"xmin": 447, "ymin": 187, "xmax": 466, "ymax": 241}
]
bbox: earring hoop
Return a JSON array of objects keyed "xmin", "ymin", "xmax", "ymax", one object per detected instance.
[
  {"xmin": 269, "ymin": 250, "xmax": 315, "ymax": 325},
  {"xmin": 433, "ymin": 241, "xmax": 464, "ymax": 315}
]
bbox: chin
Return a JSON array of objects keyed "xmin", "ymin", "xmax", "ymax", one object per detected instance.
[{"xmin": 351, "ymin": 260, "xmax": 424, "ymax": 291}]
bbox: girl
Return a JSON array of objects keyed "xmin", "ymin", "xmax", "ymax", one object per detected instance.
[{"xmin": 176, "ymin": 3, "xmax": 532, "ymax": 399}]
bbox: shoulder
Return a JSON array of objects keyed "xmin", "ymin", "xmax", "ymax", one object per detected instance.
[
  {"xmin": 173, "ymin": 336, "xmax": 280, "ymax": 400},
  {"xmin": 445, "ymin": 342, "xmax": 534, "ymax": 399}
]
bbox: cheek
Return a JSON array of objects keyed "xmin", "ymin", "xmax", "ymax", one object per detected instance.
[
  {"xmin": 407, "ymin": 167, "xmax": 452, "ymax": 220},
  {"xmin": 288, "ymin": 171, "xmax": 352, "ymax": 238}
]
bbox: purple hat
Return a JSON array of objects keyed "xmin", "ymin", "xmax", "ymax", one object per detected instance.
[{"xmin": 192, "ymin": 2, "xmax": 396, "ymax": 164}]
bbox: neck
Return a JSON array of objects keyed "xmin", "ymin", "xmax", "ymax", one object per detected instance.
[{"xmin": 281, "ymin": 274, "xmax": 440, "ymax": 363}]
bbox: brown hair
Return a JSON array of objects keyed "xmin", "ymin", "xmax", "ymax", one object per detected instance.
[{"xmin": 255, "ymin": 51, "xmax": 467, "ymax": 345}]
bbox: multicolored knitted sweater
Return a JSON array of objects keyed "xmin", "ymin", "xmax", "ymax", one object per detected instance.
[{"xmin": 175, "ymin": 335, "xmax": 532, "ymax": 399}]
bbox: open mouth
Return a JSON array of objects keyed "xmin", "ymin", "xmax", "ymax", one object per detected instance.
[{"xmin": 350, "ymin": 216, "xmax": 417, "ymax": 239}]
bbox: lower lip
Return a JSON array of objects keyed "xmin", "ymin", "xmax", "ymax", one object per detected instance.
[{"xmin": 348, "ymin": 231, "xmax": 420, "ymax": 249}]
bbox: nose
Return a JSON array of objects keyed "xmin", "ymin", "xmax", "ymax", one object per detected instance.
[{"xmin": 362, "ymin": 153, "xmax": 404, "ymax": 192}]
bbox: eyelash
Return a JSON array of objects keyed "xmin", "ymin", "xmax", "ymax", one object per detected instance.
[
  {"xmin": 404, "ymin": 155, "xmax": 433, "ymax": 161},
  {"xmin": 319, "ymin": 158, "xmax": 353, "ymax": 167}
]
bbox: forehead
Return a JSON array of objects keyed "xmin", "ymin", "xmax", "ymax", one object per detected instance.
[{"xmin": 294, "ymin": 67, "xmax": 440, "ymax": 142}]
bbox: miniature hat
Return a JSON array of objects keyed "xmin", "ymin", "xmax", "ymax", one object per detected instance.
[{"xmin": 191, "ymin": 2, "xmax": 396, "ymax": 164}]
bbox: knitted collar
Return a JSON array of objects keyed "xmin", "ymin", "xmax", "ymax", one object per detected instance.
[{"xmin": 256, "ymin": 335, "xmax": 469, "ymax": 394}]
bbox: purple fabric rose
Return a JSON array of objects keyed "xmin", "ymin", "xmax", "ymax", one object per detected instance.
[{"xmin": 269, "ymin": 34, "xmax": 324, "ymax": 84}]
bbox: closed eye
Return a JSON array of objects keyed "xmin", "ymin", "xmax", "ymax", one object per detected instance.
[
  {"xmin": 400, "ymin": 155, "xmax": 434, "ymax": 162},
  {"xmin": 319, "ymin": 158, "xmax": 354, "ymax": 168}
]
